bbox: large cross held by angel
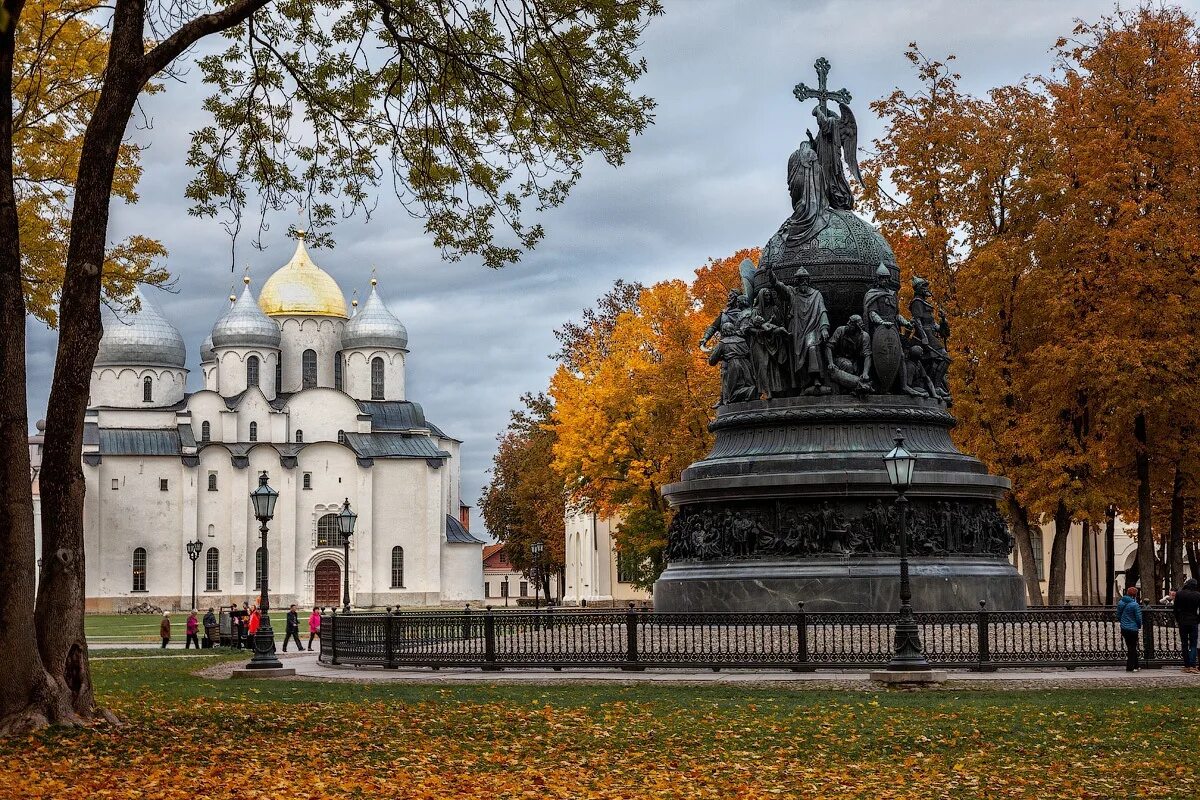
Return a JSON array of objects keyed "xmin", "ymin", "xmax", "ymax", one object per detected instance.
[{"xmin": 793, "ymin": 57, "xmax": 862, "ymax": 212}]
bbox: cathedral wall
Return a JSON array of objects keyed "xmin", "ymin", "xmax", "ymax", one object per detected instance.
[
  {"xmin": 90, "ymin": 367, "xmax": 187, "ymax": 409},
  {"xmin": 187, "ymin": 392, "xmax": 228, "ymax": 443},
  {"xmin": 291, "ymin": 442, "xmax": 359, "ymax": 606},
  {"xmin": 364, "ymin": 459, "xmax": 440, "ymax": 606},
  {"xmin": 215, "ymin": 348, "xmax": 280, "ymax": 401},
  {"xmin": 233, "ymin": 390, "xmax": 275, "ymax": 442},
  {"xmin": 94, "ymin": 408, "xmax": 178, "ymax": 429},
  {"xmin": 441, "ymin": 544, "xmax": 484, "ymax": 602},
  {"xmin": 342, "ymin": 349, "xmax": 406, "ymax": 401},
  {"xmin": 280, "ymin": 389, "xmax": 361, "ymax": 444},
  {"xmin": 277, "ymin": 317, "xmax": 345, "ymax": 393},
  {"xmin": 84, "ymin": 455, "xmax": 187, "ymax": 612}
]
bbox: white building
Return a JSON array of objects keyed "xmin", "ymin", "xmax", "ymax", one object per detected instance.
[
  {"xmin": 562, "ymin": 510, "xmax": 650, "ymax": 606},
  {"xmin": 82, "ymin": 235, "xmax": 484, "ymax": 612}
]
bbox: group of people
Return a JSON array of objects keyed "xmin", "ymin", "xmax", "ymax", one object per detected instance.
[
  {"xmin": 1116, "ymin": 578, "xmax": 1200, "ymax": 672},
  {"xmin": 158, "ymin": 604, "xmax": 324, "ymax": 652}
]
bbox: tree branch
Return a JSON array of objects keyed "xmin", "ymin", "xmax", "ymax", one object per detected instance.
[{"xmin": 141, "ymin": 0, "xmax": 269, "ymax": 82}]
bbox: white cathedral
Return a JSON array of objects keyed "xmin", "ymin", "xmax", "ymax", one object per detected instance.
[{"xmin": 80, "ymin": 234, "xmax": 484, "ymax": 612}]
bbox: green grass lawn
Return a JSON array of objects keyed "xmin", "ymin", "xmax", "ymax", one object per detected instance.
[
  {"xmin": 3, "ymin": 652, "xmax": 1197, "ymax": 798},
  {"xmin": 84, "ymin": 612, "xmax": 195, "ymax": 643}
]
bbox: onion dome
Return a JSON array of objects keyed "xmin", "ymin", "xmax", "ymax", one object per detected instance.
[
  {"xmin": 341, "ymin": 277, "xmax": 408, "ymax": 350},
  {"xmin": 212, "ymin": 278, "xmax": 281, "ymax": 349},
  {"xmin": 257, "ymin": 233, "xmax": 348, "ymax": 318},
  {"xmin": 200, "ymin": 333, "xmax": 216, "ymax": 363},
  {"xmin": 95, "ymin": 287, "xmax": 186, "ymax": 368}
]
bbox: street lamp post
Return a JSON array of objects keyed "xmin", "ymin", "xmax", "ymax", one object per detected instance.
[
  {"xmin": 503, "ymin": 575, "xmax": 510, "ymax": 607},
  {"xmin": 884, "ymin": 430, "xmax": 930, "ymax": 671},
  {"xmin": 338, "ymin": 499, "xmax": 358, "ymax": 613},
  {"xmin": 531, "ymin": 540, "xmax": 544, "ymax": 610},
  {"xmin": 186, "ymin": 539, "xmax": 203, "ymax": 611},
  {"xmin": 247, "ymin": 471, "xmax": 281, "ymax": 669}
]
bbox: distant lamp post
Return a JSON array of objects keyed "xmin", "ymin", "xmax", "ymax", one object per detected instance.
[
  {"xmin": 185, "ymin": 538, "xmax": 203, "ymax": 611},
  {"xmin": 531, "ymin": 540, "xmax": 545, "ymax": 610},
  {"xmin": 247, "ymin": 471, "xmax": 281, "ymax": 669},
  {"xmin": 503, "ymin": 575, "xmax": 510, "ymax": 607},
  {"xmin": 884, "ymin": 430, "xmax": 930, "ymax": 671},
  {"xmin": 337, "ymin": 498, "xmax": 358, "ymax": 612}
]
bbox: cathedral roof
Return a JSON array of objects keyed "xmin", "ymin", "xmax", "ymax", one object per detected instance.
[
  {"xmin": 258, "ymin": 235, "xmax": 348, "ymax": 318},
  {"xmin": 446, "ymin": 514, "xmax": 485, "ymax": 544},
  {"xmin": 200, "ymin": 333, "xmax": 216, "ymax": 363},
  {"xmin": 212, "ymin": 282, "xmax": 282, "ymax": 349},
  {"xmin": 95, "ymin": 287, "xmax": 187, "ymax": 369},
  {"xmin": 341, "ymin": 281, "xmax": 408, "ymax": 350}
]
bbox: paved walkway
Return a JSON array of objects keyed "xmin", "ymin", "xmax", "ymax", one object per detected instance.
[{"xmin": 187, "ymin": 649, "xmax": 1200, "ymax": 689}]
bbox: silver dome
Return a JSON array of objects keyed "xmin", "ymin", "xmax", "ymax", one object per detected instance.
[
  {"xmin": 211, "ymin": 283, "xmax": 281, "ymax": 349},
  {"xmin": 200, "ymin": 333, "xmax": 216, "ymax": 363},
  {"xmin": 341, "ymin": 283, "xmax": 408, "ymax": 350},
  {"xmin": 95, "ymin": 287, "xmax": 186, "ymax": 369}
]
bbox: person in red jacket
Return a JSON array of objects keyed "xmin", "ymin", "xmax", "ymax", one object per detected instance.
[
  {"xmin": 247, "ymin": 605, "xmax": 261, "ymax": 638},
  {"xmin": 185, "ymin": 610, "xmax": 200, "ymax": 649},
  {"xmin": 307, "ymin": 607, "xmax": 322, "ymax": 651}
]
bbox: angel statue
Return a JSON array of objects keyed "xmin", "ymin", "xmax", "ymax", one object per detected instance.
[{"xmin": 793, "ymin": 57, "xmax": 862, "ymax": 211}]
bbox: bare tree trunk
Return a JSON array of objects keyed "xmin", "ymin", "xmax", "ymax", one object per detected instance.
[
  {"xmin": 1169, "ymin": 463, "xmax": 1186, "ymax": 592},
  {"xmin": 1133, "ymin": 413, "xmax": 1158, "ymax": 600},
  {"xmin": 0, "ymin": 0, "xmax": 82, "ymax": 735},
  {"xmin": 1081, "ymin": 519, "xmax": 1092, "ymax": 606},
  {"xmin": 1004, "ymin": 493, "xmax": 1043, "ymax": 606},
  {"xmin": 1105, "ymin": 504, "xmax": 1116, "ymax": 605},
  {"xmin": 1048, "ymin": 500, "xmax": 1071, "ymax": 605},
  {"xmin": 34, "ymin": 0, "xmax": 148, "ymax": 719}
]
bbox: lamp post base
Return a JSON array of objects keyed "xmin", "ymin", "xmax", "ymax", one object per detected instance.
[
  {"xmin": 869, "ymin": 669, "xmax": 947, "ymax": 685},
  {"xmin": 232, "ymin": 667, "xmax": 297, "ymax": 679},
  {"xmin": 247, "ymin": 621, "xmax": 283, "ymax": 670}
]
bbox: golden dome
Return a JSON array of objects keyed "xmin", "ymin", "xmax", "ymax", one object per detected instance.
[{"xmin": 257, "ymin": 235, "xmax": 348, "ymax": 318}]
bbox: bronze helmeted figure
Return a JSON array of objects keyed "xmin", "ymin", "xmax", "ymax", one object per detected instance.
[{"xmin": 909, "ymin": 276, "xmax": 952, "ymax": 401}]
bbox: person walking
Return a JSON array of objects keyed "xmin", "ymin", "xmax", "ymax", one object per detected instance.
[
  {"xmin": 283, "ymin": 604, "xmax": 303, "ymax": 652},
  {"xmin": 203, "ymin": 607, "xmax": 218, "ymax": 646},
  {"xmin": 1117, "ymin": 586, "xmax": 1143, "ymax": 672},
  {"xmin": 307, "ymin": 607, "xmax": 322, "ymax": 651},
  {"xmin": 1173, "ymin": 578, "xmax": 1200, "ymax": 673},
  {"xmin": 246, "ymin": 605, "xmax": 261, "ymax": 644},
  {"xmin": 159, "ymin": 611, "xmax": 172, "ymax": 649},
  {"xmin": 185, "ymin": 610, "xmax": 200, "ymax": 649}
]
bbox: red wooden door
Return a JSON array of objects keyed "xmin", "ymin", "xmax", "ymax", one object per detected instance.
[{"xmin": 314, "ymin": 559, "xmax": 341, "ymax": 606}]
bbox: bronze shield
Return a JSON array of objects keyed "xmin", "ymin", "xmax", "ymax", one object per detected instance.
[{"xmin": 871, "ymin": 326, "xmax": 902, "ymax": 390}]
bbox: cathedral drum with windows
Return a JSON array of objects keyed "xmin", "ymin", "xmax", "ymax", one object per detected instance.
[{"xmin": 82, "ymin": 234, "xmax": 484, "ymax": 611}]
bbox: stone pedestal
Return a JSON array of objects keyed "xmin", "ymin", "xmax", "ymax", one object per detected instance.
[
  {"xmin": 655, "ymin": 395, "xmax": 1026, "ymax": 612},
  {"xmin": 869, "ymin": 669, "xmax": 948, "ymax": 685},
  {"xmin": 231, "ymin": 667, "xmax": 296, "ymax": 679}
]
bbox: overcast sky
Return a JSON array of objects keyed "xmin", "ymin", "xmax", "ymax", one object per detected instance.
[{"xmin": 24, "ymin": 0, "xmax": 1196, "ymax": 534}]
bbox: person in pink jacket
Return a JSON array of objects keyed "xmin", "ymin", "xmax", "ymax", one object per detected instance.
[
  {"xmin": 307, "ymin": 607, "xmax": 322, "ymax": 651},
  {"xmin": 185, "ymin": 610, "xmax": 200, "ymax": 649}
]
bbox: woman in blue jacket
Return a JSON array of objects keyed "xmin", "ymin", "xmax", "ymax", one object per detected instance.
[{"xmin": 1117, "ymin": 586, "xmax": 1143, "ymax": 672}]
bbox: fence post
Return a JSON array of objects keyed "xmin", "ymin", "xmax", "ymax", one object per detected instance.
[
  {"xmin": 793, "ymin": 602, "xmax": 813, "ymax": 672},
  {"xmin": 483, "ymin": 605, "xmax": 500, "ymax": 671},
  {"xmin": 1143, "ymin": 605, "xmax": 1159, "ymax": 668},
  {"xmin": 622, "ymin": 602, "xmax": 644, "ymax": 671},
  {"xmin": 384, "ymin": 607, "xmax": 396, "ymax": 669},
  {"xmin": 975, "ymin": 600, "xmax": 996, "ymax": 672},
  {"xmin": 462, "ymin": 604, "xmax": 473, "ymax": 641},
  {"xmin": 330, "ymin": 609, "xmax": 339, "ymax": 666}
]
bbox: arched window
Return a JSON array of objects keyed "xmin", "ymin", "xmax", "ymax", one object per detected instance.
[
  {"xmin": 302, "ymin": 349, "xmax": 317, "ymax": 389},
  {"xmin": 334, "ymin": 353, "xmax": 343, "ymax": 391},
  {"xmin": 337, "ymin": 430, "xmax": 346, "ymax": 445},
  {"xmin": 143, "ymin": 376, "xmax": 153, "ymax": 402},
  {"xmin": 200, "ymin": 421, "xmax": 210, "ymax": 442},
  {"xmin": 207, "ymin": 473, "xmax": 217, "ymax": 492},
  {"xmin": 371, "ymin": 357, "xmax": 385, "ymax": 400},
  {"xmin": 317, "ymin": 513, "xmax": 343, "ymax": 547},
  {"xmin": 246, "ymin": 355, "xmax": 260, "ymax": 387},
  {"xmin": 249, "ymin": 421, "xmax": 258, "ymax": 442},
  {"xmin": 205, "ymin": 548, "xmax": 220, "ymax": 591},
  {"xmin": 302, "ymin": 473, "xmax": 312, "ymax": 490},
  {"xmin": 132, "ymin": 547, "xmax": 147, "ymax": 591},
  {"xmin": 391, "ymin": 546, "xmax": 404, "ymax": 588},
  {"xmin": 275, "ymin": 359, "xmax": 282, "ymax": 394},
  {"xmin": 254, "ymin": 547, "xmax": 264, "ymax": 590},
  {"xmin": 295, "ymin": 430, "xmax": 303, "ymax": 443}
]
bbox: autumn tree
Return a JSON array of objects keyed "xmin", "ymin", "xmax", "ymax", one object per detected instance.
[
  {"xmin": 550, "ymin": 249, "xmax": 753, "ymax": 589},
  {"xmin": 480, "ymin": 393, "xmax": 566, "ymax": 599},
  {"xmin": 0, "ymin": 0, "xmax": 661, "ymax": 734}
]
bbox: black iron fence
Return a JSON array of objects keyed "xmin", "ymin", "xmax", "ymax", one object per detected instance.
[{"xmin": 317, "ymin": 603, "xmax": 1184, "ymax": 671}]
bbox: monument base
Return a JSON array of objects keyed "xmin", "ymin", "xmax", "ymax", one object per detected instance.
[
  {"xmin": 231, "ymin": 667, "xmax": 296, "ymax": 679},
  {"xmin": 869, "ymin": 669, "xmax": 948, "ymax": 685},
  {"xmin": 652, "ymin": 556, "xmax": 1025, "ymax": 613}
]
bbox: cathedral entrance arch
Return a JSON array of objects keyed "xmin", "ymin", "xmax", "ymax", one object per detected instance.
[{"xmin": 314, "ymin": 559, "xmax": 341, "ymax": 606}]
